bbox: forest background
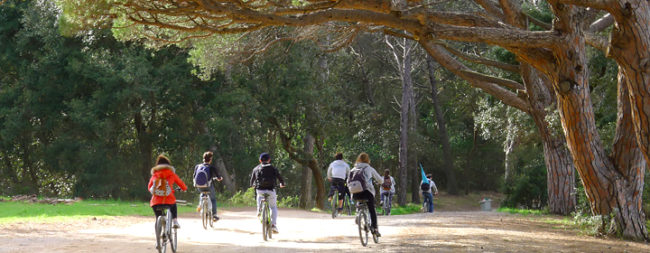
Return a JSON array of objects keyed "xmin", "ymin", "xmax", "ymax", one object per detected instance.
[{"xmin": 1, "ymin": 0, "xmax": 649, "ymax": 234}]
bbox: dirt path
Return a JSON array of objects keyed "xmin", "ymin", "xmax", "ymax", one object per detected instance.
[{"xmin": 1, "ymin": 208, "xmax": 649, "ymax": 252}]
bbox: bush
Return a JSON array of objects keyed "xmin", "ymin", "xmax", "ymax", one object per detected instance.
[{"xmin": 501, "ymin": 158, "xmax": 547, "ymax": 209}]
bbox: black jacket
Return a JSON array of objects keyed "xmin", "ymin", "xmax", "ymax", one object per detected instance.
[{"xmin": 250, "ymin": 163, "xmax": 285, "ymax": 190}]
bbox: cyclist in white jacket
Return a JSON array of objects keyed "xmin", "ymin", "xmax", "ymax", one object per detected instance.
[{"xmin": 327, "ymin": 152, "xmax": 350, "ymax": 212}]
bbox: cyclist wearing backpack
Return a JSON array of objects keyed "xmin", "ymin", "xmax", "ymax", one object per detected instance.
[
  {"xmin": 250, "ymin": 152, "xmax": 286, "ymax": 233},
  {"xmin": 379, "ymin": 169, "xmax": 395, "ymax": 214},
  {"xmin": 347, "ymin": 152, "xmax": 383, "ymax": 236},
  {"xmin": 148, "ymin": 154, "xmax": 188, "ymax": 228},
  {"xmin": 193, "ymin": 151, "xmax": 223, "ymax": 221},
  {"xmin": 327, "ymin": 152, "xmax": 350, "ymax": 213},
  {"xmin": 420, "ymin": 174, "xmax": 439, "ymax": 213}
]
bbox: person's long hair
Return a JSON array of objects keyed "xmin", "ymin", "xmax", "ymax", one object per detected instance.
[{"xmin": 356, "ymin": 152, "xmax": 370, "ymax": 164}]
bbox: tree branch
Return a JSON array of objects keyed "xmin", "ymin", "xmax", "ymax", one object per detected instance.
[
  {"xmin": 437, "ymin": 42, "xmax": 520, "ymax": 73},
  {"xmin": 556, "ymin": 0, "xmax": 613, "ymax": 10},
  {"xmin": 588, "ymin": 13, "xmax": 613, "ymax": 33},
  {"xmin": 473, "ymin": 0, "xmax": 504, "ymax": 18},
  {"xmin": 428, "ymin": 24, "xmax": 562, "ymax": 49},
  {"xmin": 459, "ymin": 69, "xmax": 525, "ymax": 90},
  {"xmin": 524, "ymin": 12, "xmax": 552, "ymax": 30},
  {"xmin": 420, "ymin": 39, "xmax": 531, "ymax": 113}
]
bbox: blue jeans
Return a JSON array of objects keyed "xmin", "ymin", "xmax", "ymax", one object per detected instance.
[
  {"xmin": 423, "ymin": 192, "xmax": 434, "ymax": 213},
  {"xmin": 197, "ymin": 186, "xmax": 217, "ymax": 216},
  {"xmin": 256, "ymin": 189, "xmax": 278, "ymax": 226}
]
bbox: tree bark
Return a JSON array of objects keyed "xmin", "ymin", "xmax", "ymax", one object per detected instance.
[
  {"xmin": 299, "ymin": 134, "xmax": 314, "ymax": 209},
  {"xmin": 521, "ymin": 64, "xmax": 576, "ymax": 215},
  {"xmin": 609, "ymin": 70, "xmax": 647, "ymax": 239},
  {"xmin": 605, "ymin": 0, "xmax": 650, "ymax": 165},
  {"xmin": 396, "ymin": 42, "xmax": 411, "ymax": 206},
  {"xmin": 426, "ymin": 56, "xmax": 458, "ymax": 195},
  {"xmin": 503, "ymin": 117, "xmax": 517, "ymax": 183},
  {"xmin": 406, "ymin": 41, "xmax": 420, "ymax": 204}
]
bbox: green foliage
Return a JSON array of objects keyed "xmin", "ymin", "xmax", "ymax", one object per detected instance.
[
  {"xmin": 501, "ymin": 150, "xmax": 547, "ymax": 209},
  {"xmin": 386, "ymin": 203, "xmax": 422, "ymax": 215},
  {"xmin": 225, "ymin": 187, "xmax": 257, "ymax": 207}
]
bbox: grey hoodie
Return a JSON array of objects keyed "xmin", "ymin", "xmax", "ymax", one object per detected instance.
[{"xmin": 349, "ymin": 163, "xmax": 383, "ymax": 196}]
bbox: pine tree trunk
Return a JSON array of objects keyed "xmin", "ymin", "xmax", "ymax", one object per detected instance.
[
  {"xmin": 211, "ymin": 149, "xmax": 236, "ymax": 194},
  {"xmin": 521, "ymin": 64, "xmax": 576, "ymax": 215},
  {"xmin": 406, "ymin": 44, "xmax": 420, "ymax": 204},
  {"xmin": 134, "ymin": 111, "xmax": 152, "ymax": 184},
  {"xmin": 544, "ymin": 4, "xmax": 647, "ymax": 239},
  {"xmin": 300, "ymin": 134, "xmax": 314, "ymax": 209},
  {"xmin": 609, "ymin": 70, "xmax": 647, "ymax": 240},
  {"xmin": 397, "ymin": 61, "xmax": 409, "ymax": 207},
  {"xmin": 426, "ymin": 57, "xmax": 458, "ymax": 194},
  {"xmin": 607, "ymin": 0, "xmax": 650, "ymax": 165}
]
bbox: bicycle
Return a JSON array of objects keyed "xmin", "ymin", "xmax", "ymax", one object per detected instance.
[
  {"xmin": 154, "ymin": 206, "xmax": 177, "ymax": 253},
  {"xmin": 355, "ymin": 199, "xmax": 379, "ymax": 246},
  {"xmin": 381, "ymin": 192, "xmax": 392, "ymax": 216},
  {"xmin": 260, "ymin": 193, "xmax": 273, "ymax": 241},
  {"xmin": 199, "ymin": 191, "xmax": 213, "ymax": 229},
  {"xmin": 331, "ymin": 188, "xmax": 353, "ymax": 218}
]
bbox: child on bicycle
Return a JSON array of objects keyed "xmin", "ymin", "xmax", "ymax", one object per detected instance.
[
  {"xmin": 327, "ymin": 152, "xmax": 350, "ymax": 213},
  {"xmin": 420, "ymin": 174, "xmax": 439, "ymax": 213},
  {"xmin": 348, "ymin": 152, "xmax": 383, "ymax": 236},
  {"xmin": 148, "ymin": 154, "xmax": 188, "ymax": 228},
  {"xmin": 193, "ymin": 151, "xmax": 223, "ymax": 221},
  {"xmin": 379, "ymin": 169, "xmax": 395, "ymax": 214},
  {"xmin": 250, "ymin": 152, "xmax": 286, "ymax": 233}
]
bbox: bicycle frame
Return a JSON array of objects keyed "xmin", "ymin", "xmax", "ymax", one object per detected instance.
[{"xmin": 155, "ymin": 206, "xmax": 177, "ymax": 253}]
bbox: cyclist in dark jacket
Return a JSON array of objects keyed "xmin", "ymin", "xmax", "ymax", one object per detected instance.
[{"xmin": 250, "ymin": 152, "xmax": 286, "ymax": 233}]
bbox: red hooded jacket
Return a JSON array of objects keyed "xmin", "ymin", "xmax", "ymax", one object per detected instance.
[{"xmin": 148, "ymin": 164, "xmax": 188, "ymax": 207}]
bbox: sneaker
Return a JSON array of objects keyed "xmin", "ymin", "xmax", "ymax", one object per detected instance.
[
  {"xmin": 196, "ymin": 206, "xmax": 201, "ymax": 213},
  {"xmin": 328, "ymin": 197, "xmax": 332, "ymax": 202},
  {"xmin": 271, "ymin": 225, "xmax": 279, "ymax": 234},
  {"xmin": 212, "ymin": 215, "xmax": 220, "ymax": 222},
  {"xmin": 372, "ymin": 228, "xmax": 381, "ymax": 237},
  {"xmin": 379, "ymin": 200, "xmax": 384, "ymax": 206},
  {"xmin": 172, "ymin": 219, "xmax": 180, "ymax": 229},
  {"xmin": 337, "ymin": 208, "xmax": 343, "ymax": 213}
]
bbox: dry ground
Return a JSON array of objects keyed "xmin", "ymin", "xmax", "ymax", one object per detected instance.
[{"xmin": 1, "ymin": 207, "xmax": 649, "ymax": 253}]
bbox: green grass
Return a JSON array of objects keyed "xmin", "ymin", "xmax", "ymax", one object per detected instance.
[
  {"xmin": 497, "ymin": 207, "xmax": 548, "ymax": 216},
  {"xmin": 384, "ymin": 203, "xmax": 423, "ymax": 215},
  {"xmin": 0, "ymin": 199, "xmax": 195, "ymax": 224}
]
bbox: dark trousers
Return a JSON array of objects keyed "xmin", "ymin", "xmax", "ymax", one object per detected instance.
[
  {"xmin": 353, "ymin": 190, "xmax": 377, "ymax": 229},
  {"xmin": 152, "ymin": 204, "xmax": 178, "ymax": 219},
  {"xmin": 328, "ymin": 178, "xmax": 348, "ymax": 200}
]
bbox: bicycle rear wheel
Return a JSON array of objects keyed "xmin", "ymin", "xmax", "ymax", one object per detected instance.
[
  {"xmin": 267, "ymin": 204, "xmax": 273, "ymax": 239},
  {"xmin": 167, "ymin": 210, "xmax": 177, "ymax": 253},
  {"xmin": 331, "ymin": 190, "xmax": 338, "ymax": 219},
  {"xmin": 346, "ymin": 195, "xmax": 353, "ymax": 216},
  {"xmin": 208, "ymin": 200, "xmax": 214, "ymax": 228},
  {"xmin": 201, "ymin": 200, "xmax": 209, "ymax": 229},
  {"xmin": 262, "ymin": 202, "xmax": 269, "ymax": 241},
  {"xmin": 155, "ymin": 216, "xmax": 165, "ymax": 253},
  {"xmin": 357, "ymin": 211, "xmax": 368, "ymax": 246}
]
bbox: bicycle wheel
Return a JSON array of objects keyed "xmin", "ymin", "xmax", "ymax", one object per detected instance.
[
  {"xmin": 159, "ymin": 215, "xmax": 168, "ymax": 253},
  {"xmin": 167, "ymin": 210, "xmax": 177, "ymax": 253},
  {"xmin": 208, "ymin": 200, "xmax": 214, "ymax": 228},
  {"xmin": 201, "ymin": 199, "xmax": 209, "ymax": 229},
  {"xmin": 346, "ymin": 195, "xmax": 353, "ymax": 216},
  {"xmin": 331, "ymin": 190, "xmax": 338, "ymax": 219},
  {"xmin": 262, "ymin": 202, "xmax": 269, "ymax": 241},
  {"xmin": 155, "ymin": 216, "xmax": 164, "ymax": 253},
  {"xmin": 383, "ymin": 199, "xmax": 390, "ymax": 216},
  {"xmin": 422, "ymin": 200, "xmax": 427, "ymax": 213},
  {"xmin": 266, "ymin": 204, "xmax": 273, "ymax": 239},
  {"xmin": 357, "ymin": 210, "xmax": 368, "ymax": 246}
]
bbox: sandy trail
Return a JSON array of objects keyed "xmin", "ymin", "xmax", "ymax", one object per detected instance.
[{"xmin": 2, "ymin": 208, "xmax": 649, "ymax": 252}]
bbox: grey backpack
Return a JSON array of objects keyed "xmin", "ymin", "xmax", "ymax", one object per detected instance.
[{"xmin": 347, "ymin": 166, "xmax": 367, "ymax": 194}]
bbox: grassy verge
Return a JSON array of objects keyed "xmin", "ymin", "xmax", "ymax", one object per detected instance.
[
  {"xmin": 497, "ymin": 207, "xmax": 548, "ymax": 216},
  {"xmin": 0, "ymin": 199, "xmax": 195, "ymax": 224}
]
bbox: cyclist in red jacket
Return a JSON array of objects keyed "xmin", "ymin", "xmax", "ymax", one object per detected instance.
[{"xmin": 148, "ymin": 154, "xmax": 188, "ymax": 228}]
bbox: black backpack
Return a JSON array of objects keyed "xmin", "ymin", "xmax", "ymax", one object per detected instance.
[
  {"xmin": 421, "ymin": 180, "xmax": 431, "ymax": 192},
  {"xmin": 256, "ymin": 164, "xmax": 276, "ymax": 188}
]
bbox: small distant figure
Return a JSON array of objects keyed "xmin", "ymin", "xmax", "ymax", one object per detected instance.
[
  {"xmin": 148, "ymin": 154, "xmax": 187, "ymax": 228},
  {"xmin": 420, "ymin": 174, "xmax": 439, "ymax": 213},
  {"xmin": 250, "ymin": 152, "xmax": 286, "ymax": 234},
  {"xmin": 193, "ymin": 151, "xmax": 223, "ymax": 221},
  {"xmin": 379, "ymin": 169, "xmax": 395, "ymax": 215},
  {"xmin": 327, "ymin": 152, "xmax": 351, "ymax": 213}
]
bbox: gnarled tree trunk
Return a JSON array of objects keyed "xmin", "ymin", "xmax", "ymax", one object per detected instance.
[
  {"xmin": 521, "ymin": 64, "xmax": 576, "ymax": 215},
  {"xmin": 299, "ymin": 134, "xmax": 314, "ymax": 209}
]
